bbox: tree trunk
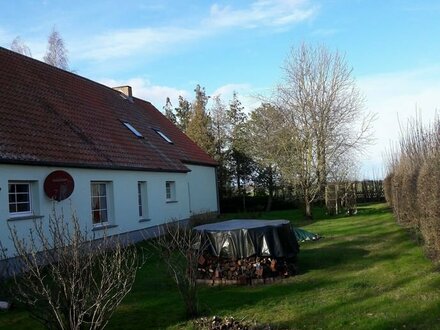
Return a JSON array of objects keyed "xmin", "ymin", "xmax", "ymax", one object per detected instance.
[
  {"xmin": 266, "ymin": 166, "xmax": 274, "ymax": 212},
  {"xmin": 304, "ymin": 198, "xmax": 313, "ymax": 220}
]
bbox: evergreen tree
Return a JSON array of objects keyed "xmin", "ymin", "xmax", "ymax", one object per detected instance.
[
  {"xmin": 174, "ymin": 95, "xmax": 192, "ymax": 132},
  {"xmin": 163, "ymin": 97, "xmax": 177, "ymax": 124},
  {"xmin": 247, "ymin": 103, "xmax": 281, "ymax": 211},
  {"xmin": 186, "ymin": 85, "xmax": 215, "ymax": 156},
  {"xmin": 226, "ymin": 92, "xmax": 254, "ymax": 210},
  {"xmin": 210, "ymin": 95, "xmax": 231, "ymax": 198}
]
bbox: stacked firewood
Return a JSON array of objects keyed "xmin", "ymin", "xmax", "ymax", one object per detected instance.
[
  {"xmin": 197, "ymin": 255, "xmax": 297, "ymax": 282},
  {"xmin": 193, "ymin": 316, "xmax": 273, "ymax": 330}
]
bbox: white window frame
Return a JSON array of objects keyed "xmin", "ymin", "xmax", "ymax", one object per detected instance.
[
  {"xmin": 91, "ymin": 182, "xmax": 110, "ymax": 226},
  {"xmin": 155, "ymin": 130, "xmax": 173, "ymax": 144},
  {"xmin": 165, "ymin": 181, "xmax": 176, "ymax": 202},
  {"xmin": 138, "ymin": 181, "xmax": 149, "ymax": 218},
  {"xmin": 8, "ymin": 181, "xmax": 33, "ymax": 217},
  {"xmin": 123, "ymin": 122, "xmax": 143, "ymax": 138}
]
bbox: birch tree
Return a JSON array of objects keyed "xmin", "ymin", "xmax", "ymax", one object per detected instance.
[
  {"xmin": 10, "ymin": 36, "xmax": 32, "ymax": 57},
  {"xmin": 43, "ymin": 28, "xmax": 69, "ymax": 70}
]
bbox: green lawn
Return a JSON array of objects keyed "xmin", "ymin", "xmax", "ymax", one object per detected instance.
[{"xmin": 1, "ymin": 203, "xmax": 440, "ymax": 329}]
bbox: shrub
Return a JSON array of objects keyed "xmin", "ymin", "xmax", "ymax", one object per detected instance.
[
  {"xmin": 385, "ymin": 114, "xmax": 440, "ymax": 260},
  {"xmin": 383, "ymin": 173, "xmax": 394, "ymax": 207},
  {"xmin": 418, "ymin": 155, "xmax": 440, "ymax": 259}
]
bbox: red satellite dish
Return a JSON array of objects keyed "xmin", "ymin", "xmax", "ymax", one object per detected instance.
[{"xmin": 44, "ymin": 170, "xmax": 75, "ymax": 201}]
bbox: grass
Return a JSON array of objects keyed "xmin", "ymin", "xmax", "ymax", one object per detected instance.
[{"xmin": 1, "ymin": 203, "xmax": 440, "ymax": 329}]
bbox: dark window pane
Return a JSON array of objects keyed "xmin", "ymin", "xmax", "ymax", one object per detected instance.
[
  {"xmin": 139, "ymin": 205, "xmax": 142, "ymax": 217},
  {"xmin": 16, "ymin": 184, "xmax": 29, "ymax": 193},
  {"xmin": 100, "ymin": 196, "xmax": 107, "ymax": 209},
  {"xmin": 17, "ymin": 202, "xmax": 30, "ymax": 212},
  {"xmin": 91, "ymin": 184, "xmax": 99, "ymax": 196},
  {"xmin": 9, "ymin": 194, "xmax": 16, "ymax": 203},
  {"xmin": 101, "ymin": 210, "xmax": 108, "ymax": 222},
  {"xmin": 92, "ymin": 210, "xmax": 101, "ymax": 224},
  {"xmin": 9, "ymin": 204, "xmax": 16, "ymax": 213},
  {"xmin": 99, "ymin": 184, "xmax": 106, "ymax": 196},
  {"xmin": 17, "ymin": 193, "xmax": 30, "ymax": 203},
  {"xmin": 8, "ymin": 184, "xmax": 16, "ymax": 193},
  {"xmin": 91, "ymin": 197, "xmax": 100, "ymax": 210}
]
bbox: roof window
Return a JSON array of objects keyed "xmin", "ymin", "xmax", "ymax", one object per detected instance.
[
  {"xmin": 123, "ymin": 122, "xmax": 143, "ymax": 138},
  {"xmin": 155, "ymin": 130, "xmax": 173, "ymax": 144}
]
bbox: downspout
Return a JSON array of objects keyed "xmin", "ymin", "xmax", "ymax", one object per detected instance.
[{"xmin": 215, "ymin": 166, "xmax": 220, "ymax": 214}]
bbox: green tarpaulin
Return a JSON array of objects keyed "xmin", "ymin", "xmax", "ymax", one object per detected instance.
[{"xmin": 293, "ymin": 227, "xmax": 321, "ymax": 242}]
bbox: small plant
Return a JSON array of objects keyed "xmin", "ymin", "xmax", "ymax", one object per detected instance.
[{"xmin": 150, "ymin": 221, "xmax": 208, "ymax": 319}]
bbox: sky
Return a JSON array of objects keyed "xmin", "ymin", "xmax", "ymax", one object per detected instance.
[{"xmin": 1, "ymin": 0, "xmax": 440, "ymax": 178}]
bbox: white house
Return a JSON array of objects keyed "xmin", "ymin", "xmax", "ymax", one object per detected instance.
[{"xmin": 0, "ymin": 47, "xmax": 218, "ymax": 260}]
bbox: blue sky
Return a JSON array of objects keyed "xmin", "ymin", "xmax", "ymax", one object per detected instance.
[{"xmin": 1, "ymin": 0, "xmax": 440, "ymax": 177}]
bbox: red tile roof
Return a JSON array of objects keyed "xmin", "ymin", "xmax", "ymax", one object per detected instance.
[{"xmin": 0, "ymin": 47, "xmax": 217, "ymax": 172}]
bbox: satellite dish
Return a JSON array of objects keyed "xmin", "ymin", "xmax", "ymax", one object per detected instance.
[{"xmin": 44, "ymin": 170, "xmax": 74, "ymax": 201}]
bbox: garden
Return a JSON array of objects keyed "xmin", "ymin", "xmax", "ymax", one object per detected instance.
[{"xmin": 1, "ymin": 203, "xmax": 439, "ymax": 329}]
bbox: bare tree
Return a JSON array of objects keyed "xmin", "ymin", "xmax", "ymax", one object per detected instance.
[
  {"xmin": 150, "ymin": 221, "xmax": 207, "ymax": 319},
  {"xmin": 10, "ymin": 36, "xmax": 32, "ymax": 57},
  {"xmin": 2, "ymin": 208, "xmax": 142, "ymax": 330},
  {"xmin": 275, "ymin": 43, "xmax": 374, "ymax": 218},
  {"xmin": 43, "ymin": 27, "xmax": 69, "ymax": 70}
]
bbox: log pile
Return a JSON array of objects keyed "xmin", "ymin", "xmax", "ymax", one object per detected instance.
[
  {"xmin": 193, "ymin": 316, "xmax": 273, "ymax": 330},
  {"xmin": 197, "ymin": 254, "xmax": 297, "ymax": 284}
]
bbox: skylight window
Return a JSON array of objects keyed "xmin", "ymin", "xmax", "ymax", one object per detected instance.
[
  {"xmin": 123, "ymin": 122, "xmax": 143, "ymax": 138},
  {"xmin": 155, "ymin": 130, "xmax": 173, "ymax": 144}
]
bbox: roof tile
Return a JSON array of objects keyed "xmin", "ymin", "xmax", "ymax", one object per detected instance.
[{"xmin": 0, "ymin": 47, "xmax": 217, "ymax": 172}]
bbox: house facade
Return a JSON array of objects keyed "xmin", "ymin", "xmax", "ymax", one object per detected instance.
[{"xmin": 0, "ymin": 48, "xmax": 218, "ymax": 260}]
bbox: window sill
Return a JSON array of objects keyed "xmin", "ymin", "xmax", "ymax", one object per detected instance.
[
  {"xmin": 92, "ymin": 224, "xmax": 118, "ymax": 231},
  {"xmin": 7, "ymin": 215, "xmax": 44, "ymax": 222},
  {"xmin": 139, "ymin": 218, "xmax": 151, "ymax": 223},
  {"xmin": 166, "ymin": 200, "xmax": 178, "ymax": 204}
]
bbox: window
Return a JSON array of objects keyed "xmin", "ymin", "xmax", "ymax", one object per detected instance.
[
  {"xmin": 91, "ymin": 182, "xmax": 109, "ymax": 225},
  {"xmin": 138, "ymin": 181, "xmax": 148, "ymax": 218},
  {"xmin": 165, "ymin": 181, "xmax": 176, "ymax": 202},
  {"xmin": 8, "ymin": 182, "xmax": 32, "ymax": 216},
  {"xmin": 123, "ymin": 122, "xmax": 143, "ymax": 138},
  {"xmin": 155, "ymin": 130, "xmax": 173, "ymax": 144}
]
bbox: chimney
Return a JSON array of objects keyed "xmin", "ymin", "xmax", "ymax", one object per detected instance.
[{"xmin": 113, "ymin": 85, "xmax": 133, "ymax": 101}]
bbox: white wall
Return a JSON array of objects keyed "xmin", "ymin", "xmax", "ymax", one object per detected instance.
[
  {"xmin": 0, "ymin": 164, "xmax": 216, "ymax": 259},
  {"xmin": 186, "ymin": 164, "xmax": 218, "ymax": 215}
]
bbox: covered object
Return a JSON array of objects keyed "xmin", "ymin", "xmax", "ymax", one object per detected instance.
[{"xmin": 193, "ymin": 219, "xmax": 299, "ymax": 259}]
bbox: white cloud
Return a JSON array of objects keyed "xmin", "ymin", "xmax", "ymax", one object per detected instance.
[
  {"xmin": 99, "ymin": 77, "xmax": 188, "ymax": 110},
  {"xmin": 74, "ymin": 27, "xmax": 206, "ymax": 61},
  {"xmin": 205, "ymin": 0, "xmax": 317, "ymax": 29},
  {"xmin": 357, "ymin": 67, "xmax": 440, "ymax": 177},
  {"xmin": 68, "ymin": 1, "xmax": 317, "ymax": 62}
]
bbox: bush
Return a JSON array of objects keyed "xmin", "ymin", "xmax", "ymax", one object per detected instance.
[
  {"xmin": 385, "ymin": 115, "xmax": 440, "ymax": 260},
  {"xmin": 383, "ymin": 173, "xmax": 394, "ymax": 207},
  {"xmin": 418, "ymin": 155, "xmax": 440, "ymax": 259}
]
